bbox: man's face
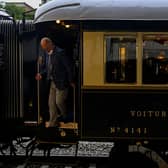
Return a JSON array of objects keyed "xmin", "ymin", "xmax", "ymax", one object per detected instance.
[{"xmin": 41, "ymin": 40, "xmax": 51, "ymax": 53}]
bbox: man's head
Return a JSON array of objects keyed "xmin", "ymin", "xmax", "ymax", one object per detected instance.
[{"xmin": 40, "ymin": 37, "xmax": 54, "ymax": 53}]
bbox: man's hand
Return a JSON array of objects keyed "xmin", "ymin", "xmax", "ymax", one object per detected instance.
[{"xmin": 35, "ymin": 73, "xmax": 42, "ymax": 80}]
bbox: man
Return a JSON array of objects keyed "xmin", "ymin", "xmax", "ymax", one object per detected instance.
[{"xmin": 36, "ymin": 37, "xmax": 74, "ymax": 127}]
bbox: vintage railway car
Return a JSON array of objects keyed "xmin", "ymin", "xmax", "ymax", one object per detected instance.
[
  {"xmin": 2, "ymin": 0, "xmax": 168, "ymax": 167},
  {"xmin": 33, "ymin": 0, "xmax": 168, "ymax": 141},
  {"xmin": 34, "ymin": 0, "xmax": 168, "ymax": 165}
]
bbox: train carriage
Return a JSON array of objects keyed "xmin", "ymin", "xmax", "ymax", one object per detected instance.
[
  {"xmin": 30, "ymin": 0, "xmax": 168, "ymax": 165},
  {"xmin": 34, "ymin": 0, "xmax": 168, "ymax": 141}
]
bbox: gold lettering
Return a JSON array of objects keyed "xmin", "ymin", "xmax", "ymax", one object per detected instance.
[
  {"xmin": 143, "ymin": 111, "xmax": 146, "ymax": 117},
  {"xmin": 130, "ymin": 111, "xmax": 136, "ymax": 117},
  {"xmin": 131, "ymin": 128, "xmax": 134, "ymax": 134},
  {"xmin": 136, "ymin": 128, "xmax": 141, "ymax": 134},
  {"xmin": 155, "ymin": 111, "xmax": 160, "ymax": 117},
  {"xmin": 130, "ymin": 110, "xmax": 168, "ymax": 118},
  {"xmin": 162, "ymin": 111, "xmax": 167, "ymax": 117},
  {"xmin": 110, "ymin": 127, "xmax": 115, "ymax": 133},
  {"xmin": 124, "ymin": 128, "xmax": 129, "ymax": 134},
  {"xmin": 137, "ymin": 111, "xmax": 142, "ymax": 117},
  {"xmin": 148, "ymin": 111, "xmax": 153, "ymax": 117},
  {"xmin": 110, "ymin": 127, "xmax": 148, "ymax": 135}
]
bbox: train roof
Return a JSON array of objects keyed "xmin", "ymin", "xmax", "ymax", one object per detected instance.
[{"xmin": 34, "ymin": 0, "xmax": 168, "ymax": 23}]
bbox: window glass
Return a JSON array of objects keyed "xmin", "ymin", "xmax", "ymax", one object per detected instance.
[
  {"xmin": 105, "ymin": 36, "xmax": 136, "ymax": 83},
  {"xmin": 143, "ymin": 34, "xmax": 168, "ymax": 84}
]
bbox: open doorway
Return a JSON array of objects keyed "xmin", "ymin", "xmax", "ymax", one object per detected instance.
[{"xmin": 35, "ymin": 21, "xmax": 80, "ymax": 126}]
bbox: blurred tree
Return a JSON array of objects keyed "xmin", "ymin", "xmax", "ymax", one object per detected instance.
[
  {"xmin": 3, "ymin": 4, "xmax": 34, "ymax": 20},
  {"xmin": 5, "ymin": 4, "xmax": 24, "ymax": 20}
]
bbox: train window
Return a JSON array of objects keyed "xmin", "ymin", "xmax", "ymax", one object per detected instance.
[
  {"xmin": 143, "ymin": 34, "xmax": 168, "ymax": 84},
  {"xmin": 83, "ymin": 32, "xmax": 168, "ymax": 87},
  {"xmin": 105, "ymin": 36, "xmax": 136, "ymax": 83}
]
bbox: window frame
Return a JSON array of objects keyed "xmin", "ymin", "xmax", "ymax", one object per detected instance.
[
  {"xmin": 104, "ymin": 33, "xmax": 138, "ymax": 85},
  {"xmin": 104, "ymin": 32, "xmax": 168, "ymax": 88}
]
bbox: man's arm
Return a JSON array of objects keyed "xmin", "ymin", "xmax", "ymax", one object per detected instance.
[{"xmin": 36, "ymin": 54, "xmax": 47, "ymax": 80}]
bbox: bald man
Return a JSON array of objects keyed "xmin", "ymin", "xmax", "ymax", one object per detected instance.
[{"xmin": 36, "ymin": 37, "xmax": 74, "ymax": 127}]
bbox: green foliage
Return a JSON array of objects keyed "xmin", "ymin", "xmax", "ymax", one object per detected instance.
[
  {"xmin": 1, "ymin": 4, "xmax": 34, "ymax": 20},
  {"xmin": 5, "ymin": 4, "xmax": 25, "ymax": 20},
  {"xmin": 26, "ymin": 14, "xmax": 34, "ymax": 20}
]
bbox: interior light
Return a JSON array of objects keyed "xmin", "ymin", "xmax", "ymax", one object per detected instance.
[
  {"xmin": 65, "ymin": 24, "xmax": 70, "ymax": 28},
  {"xmin": 56, "ymin": 20, "xmax": 61, "ymax": 24}
]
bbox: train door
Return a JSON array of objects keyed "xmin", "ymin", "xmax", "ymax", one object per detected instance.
[{"xmin": 35, "ymin": 21, "xmax": 80, "ymax": 127}]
